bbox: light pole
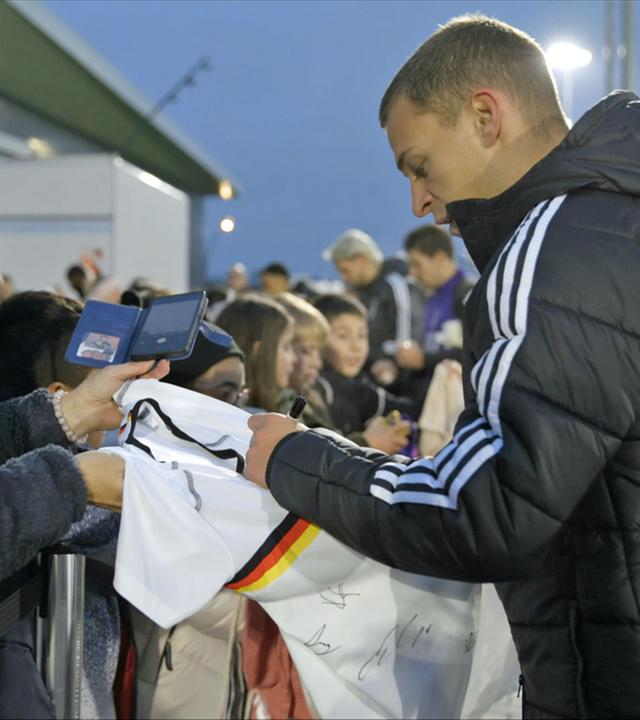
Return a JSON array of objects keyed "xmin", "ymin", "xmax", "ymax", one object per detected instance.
[{"xmin": 546, "ymin": 42, "xmax": 593, "ymax": 121}]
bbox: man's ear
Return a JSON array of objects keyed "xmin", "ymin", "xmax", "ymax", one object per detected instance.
[
  {"xmin": 47, "ymin": 381, "xmax": 72, "ymax": 395},
  {"xmin": 470, "ymin": 90, "xmax": 502, "ymax": 148}
]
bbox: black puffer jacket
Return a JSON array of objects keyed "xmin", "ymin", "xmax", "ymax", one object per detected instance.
[{"xmin": 266, "ymin": 92, "xmax": 640, "ymax": 718}]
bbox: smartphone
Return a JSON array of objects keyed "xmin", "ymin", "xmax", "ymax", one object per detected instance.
[{"xmin": 129, "ymin": 291, "xmax": 207, "ymax": 361}]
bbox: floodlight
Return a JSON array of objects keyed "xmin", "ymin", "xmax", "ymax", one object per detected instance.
[
  {"xmin": 219, "ymin": 216, "xmax": 236, "ymax": 233},
  {"xmin": 546, "ymin": 42, "xmax": 593, "ymax": 71},
  {"xmin": 218, "ymin": 180, "xmax": 233, "ymax": 200},
  {"xmin": 26, "ymin": 137, "xmax": 53, "ymax": 158}
]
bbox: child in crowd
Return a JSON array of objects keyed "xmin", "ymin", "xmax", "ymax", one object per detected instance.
[
  {"xmin": 313, "ymin": 293, "xmax": 413, "ymax": 454},
  {"xmin": 273, "ymin": 293, "xmax": 411, "ymax": 454},
  {"xmin": 216, "ymin": 294, "xmax": 295, "ymax": 412},
  {"xmin": 166, "ymin": 321, "xmax": 247, "ymax": 407},
  {"xmin": 273, "ymin": 292, "xmax": 333, "ymax": 427}
]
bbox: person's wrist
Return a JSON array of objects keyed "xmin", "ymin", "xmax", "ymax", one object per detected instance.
[
  {"xmin": 264, "ymin": 430, "xmax": 303, "ymax": 488},
  {"xmin": 101, "ymin": 455, "xmax": 125, "ymax": 509},
  {"xmin": 77, "ymin": 453, "xmax": 124, "ymax": 510},
  {"xmin": 58, "ymin": 390, "xmax": 92, "ymax": 441}
]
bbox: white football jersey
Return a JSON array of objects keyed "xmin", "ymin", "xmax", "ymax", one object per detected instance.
[{"xmin": 109, "ymin": 379, "xmax": 516, "ymax": 719}]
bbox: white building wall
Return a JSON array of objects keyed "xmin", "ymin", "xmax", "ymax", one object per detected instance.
[
  {"xmin": 113, "ymin": 158, "xmax": 189, "ymax": 292},
  {"xmin": 0, "ymin": 154, "xmax": 189, "ymax": 294}
]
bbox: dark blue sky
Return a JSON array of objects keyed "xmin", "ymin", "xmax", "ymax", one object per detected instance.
[{"xmin": 47, "ymin": 0, "xmax": 634, "ymax": 283}]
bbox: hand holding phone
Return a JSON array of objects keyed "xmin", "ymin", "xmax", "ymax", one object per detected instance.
[{"xmin": 65, "ymin": 291, "xmax": 207, "ymax": 368}]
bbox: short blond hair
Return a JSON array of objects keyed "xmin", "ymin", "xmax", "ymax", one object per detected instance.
[
  {"xmin": 380, "ymin": 14, "xmax": 565, "ymax": 137},
  {"xmin": 275, "ymin": 293, "xmax": 330, "ymax": 346}
]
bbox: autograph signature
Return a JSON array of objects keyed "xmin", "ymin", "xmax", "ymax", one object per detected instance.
[
  {"xmin": 319, "ymin": 584, "xmax": 360, "ymax": 610},
  {"xmin": 358, "ymin": 614, "xmax": 432, "ymax": 681},
  {"xmin": 464, "ymin": 631, "xmax": 478, "ymax": 654},
  {"xmin": 304, "ymin": 624, "xmax": 342, "ymax": 657}
]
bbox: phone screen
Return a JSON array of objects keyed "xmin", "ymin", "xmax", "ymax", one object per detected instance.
[{"xmin": 130, "ymin": 293, "xmax": 204, "ymax": 360}]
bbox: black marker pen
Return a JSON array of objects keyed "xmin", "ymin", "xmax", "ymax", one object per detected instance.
[{"xmin": 287, "ymin": 394, "xmax": 307, "ymax": 420}]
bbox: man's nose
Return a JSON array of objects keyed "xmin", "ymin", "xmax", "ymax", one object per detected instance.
[{"xmin": 411, "ymin": 183, "xmax": 433, "ymax": 218}]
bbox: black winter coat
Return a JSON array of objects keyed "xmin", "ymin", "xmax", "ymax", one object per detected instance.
[
  {"xmin": 356, "ymin": 265, "xmax": 424, "ymax": 363},
  {"xmin": 265, "ymin": 92, "xmax": 640, "ymax": 718},
  {"xmin": 315, "ymin": 366, "xmax": 415, "ymax": 435}
]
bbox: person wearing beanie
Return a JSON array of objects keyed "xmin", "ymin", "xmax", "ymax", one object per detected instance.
[{"xmin": 165, "ymin": 322, "xmax": 246, "ymax": 407}]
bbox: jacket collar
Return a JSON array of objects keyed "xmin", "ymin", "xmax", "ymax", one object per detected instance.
[{"xmin": 447, "ymin": 91, "xmax": 640, "ymax": 272}]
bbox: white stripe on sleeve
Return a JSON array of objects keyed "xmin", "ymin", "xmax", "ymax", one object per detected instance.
[
  {"xmin": 385, "ymin": 272, "xmax": 413, "ymax": 342},
  {"xmin": 371, "ymin": 196, "xmax": 566, "ymax": 509}
]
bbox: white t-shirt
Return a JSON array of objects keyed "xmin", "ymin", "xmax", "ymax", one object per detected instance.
[{"xmin": 109, "ymin": 379, "xmax": 516, "ymax": 719}]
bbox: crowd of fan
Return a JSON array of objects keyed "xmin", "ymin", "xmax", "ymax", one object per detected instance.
[{"xmin": 0, "ymin": 221, "xmax": 475, "ymax": 719}]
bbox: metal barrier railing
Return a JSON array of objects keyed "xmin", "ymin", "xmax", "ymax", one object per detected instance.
[
  {"xmin": 0, "ymin": 553, "xmax": 86, "ymax": 719},
  {"xmin": 37, "ymin": 554, "xmax": 86, "ymax": 720}
]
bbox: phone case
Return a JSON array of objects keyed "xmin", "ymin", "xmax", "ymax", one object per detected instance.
[
  {"xmin": 65, "ymin": 298, "xmax": 204, "ymax": 369},
  {"xmin": 65, "ymin": 301, "xmax": 144, "ymax": 369},
  {"xmin": 65, "ymin": 292, "xmax": 211, "ymax": 368}
]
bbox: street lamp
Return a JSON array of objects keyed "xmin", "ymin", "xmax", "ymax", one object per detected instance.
[
  {"xmin": 219, "ymin": 216, "xmax": 236, "ymax": 233},
  {"xmin": 546, "ymin": 42, "xmax": 593, "ymax": 120}
]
